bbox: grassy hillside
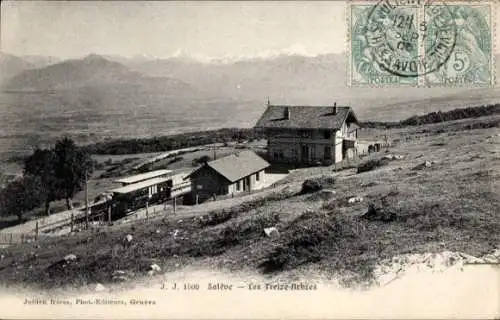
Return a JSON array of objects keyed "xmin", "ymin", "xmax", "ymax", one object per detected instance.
[
  {"xmin": 362, "ymin": 104, "xmax": 500, "ymax": 128},
  {"xmin": 0, "ymin": 115, "xmax": 498, "ymax": 290}
]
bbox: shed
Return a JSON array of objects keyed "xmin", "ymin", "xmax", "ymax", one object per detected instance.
[{"xmin": 187, "ymin": 150, "xmax": 270, "ymax": 202}]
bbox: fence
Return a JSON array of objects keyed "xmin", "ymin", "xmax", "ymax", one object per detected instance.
[{"xmin": 0, "ymin": 232, "xmax": 46, "ymax": 245}]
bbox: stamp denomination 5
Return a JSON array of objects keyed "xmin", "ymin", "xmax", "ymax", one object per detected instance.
[{"xmin": 348, "ymin": 0, "xmax": 494, "ymax": 87}]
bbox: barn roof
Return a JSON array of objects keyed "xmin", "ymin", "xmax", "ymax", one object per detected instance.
[
  {"xmin": 254, "ymin": 105, "xmax": 358, "ymax": 130},
  {"xmin": 190, "ymin": 150, "xmax": 270, "ymax": 183}
]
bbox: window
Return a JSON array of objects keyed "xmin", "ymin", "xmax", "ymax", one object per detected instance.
[
  {"xmin": 236, "ymin": 180, "xmax": 241, "ymax": 191},
  {"xmin": 256, "ymin": 171, "xmax": 260, "ymax": 181},
  {"xmin": 299, "ymin": 130, "xmax": 312, "ymax": 138},
  {"xmin": 149, "ymin": 185, "xmax": 158, "ymax": 196},
  {"xmin": 324, "ymin": 130, "xmax": 331, "ymax": 139}
]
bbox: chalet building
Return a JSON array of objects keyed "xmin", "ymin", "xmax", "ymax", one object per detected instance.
[
  {"xmin": 255, "ymin": 102, "xmax": 360, "ymax": 164},
  {"xmin": 187, "ymin": 150, "xmax": 270, "ymax": 202}
]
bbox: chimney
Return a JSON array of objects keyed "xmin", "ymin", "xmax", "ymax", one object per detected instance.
[
  {"xmin": 333, "ymin": 102, "xmax": 337, "ymax": 115},
  {"xmin": 284, "ymin": 106, "xmax": 291, "ymax": 120}
]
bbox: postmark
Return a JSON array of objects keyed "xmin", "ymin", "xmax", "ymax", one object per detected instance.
[
  {"xmin": 348, "ymin": 0, "xmax": 494, "ymax": 87},
  {"xmin": 424, "ymin": 3, "xmax": 494, "ymax": 86}
]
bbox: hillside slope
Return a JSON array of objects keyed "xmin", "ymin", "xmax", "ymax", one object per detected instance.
[{"xmin": 0, "ymin": 116, "xmax": 497, "ymax": 290}]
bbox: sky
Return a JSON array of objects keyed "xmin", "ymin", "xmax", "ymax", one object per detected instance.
[
  {"xmin": 1, "ymin": 1, "xmax": 345, "ymax": 60},
  {"xmin": 1, "ymin": 1, "xmax": 499, "ymax": 61}
]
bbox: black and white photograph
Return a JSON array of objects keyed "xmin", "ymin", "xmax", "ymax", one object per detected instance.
[{"xmin": 0, "ymin": 1, "xmax": 498, "ymax": 318}]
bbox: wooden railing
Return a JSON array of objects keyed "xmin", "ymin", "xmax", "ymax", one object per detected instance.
[{"xmin": 0, "ymin": 232, "xmax": 47, "ymax": 245}]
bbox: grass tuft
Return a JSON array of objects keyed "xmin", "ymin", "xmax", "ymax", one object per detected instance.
[{"xmin": 300, "ymin": 176, "xmax": 336, "ymax": 194}]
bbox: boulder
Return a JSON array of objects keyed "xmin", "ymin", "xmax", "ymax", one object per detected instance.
[
  {"xmin": 382, "ymin": 154, "xmax": 404, "ymax": 161},
  {"xmin": 263, "ymin": 227, "xmax": 280, "ymax": 237},
  {"xmin": 317, "ymin": 189, "xmax": 337, "ymax": 200},
  {"xmin": 412, "ymin": 161, "xmax": 433, "ymax": 171},
  {"xmin": 363, "ymin": 203, "xmax": 397, "ymax": 222},
  {"xmin": 482, "ymin": 254, "xmax": 498, "ymax": 264},
  {"xmin": 150, "ymin": 263, "xmax": 162, "ymax": 272},
  {"xmin": 64, "ymin": 254, "xmax": 77, "ymax": 262},
  {"xmin": 113, "ymin": 275, "xmax": 128, "ymax": 282},
  {"xmin": 112, "ymin": 270, "xmax": 126, "ymax": 276},
  {"xmin": 94, "ymin": 283, "xmax": 107, "ymax": 292},
  {"xmin": 348, "ymin": 196, "xmax": 364, "ymax": 204},
  {"xmin": 458, "ymin": 253, "xmax": 484, "ymax": 264},
  {"xmin": 111, "ymin": 270, "xmax": 129, "ymax": 282}
]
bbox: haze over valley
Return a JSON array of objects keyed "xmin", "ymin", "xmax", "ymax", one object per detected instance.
[{"xmin": 1, "ymin": 51, "xmax": 500, "ymax": 165}]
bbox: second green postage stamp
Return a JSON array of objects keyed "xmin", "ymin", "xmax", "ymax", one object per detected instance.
[{"xmin": 348, "ymin": 0, "xmax": 495, "ymax": 87}]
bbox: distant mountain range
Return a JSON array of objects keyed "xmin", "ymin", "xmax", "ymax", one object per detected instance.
[
  {"xmin": 3, "ymin": 54, "xmax": 186, "ymax": 91},
  {"xmin": 1, "ymin": 51, "xmax": 500, "ymax": 120},
  {"xmin": 0, "ymin": 52, "xmax": 35, "ymax": 83}
]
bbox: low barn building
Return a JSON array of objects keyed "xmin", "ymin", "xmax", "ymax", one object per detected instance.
[
  {"xmin": 255, "ymin": 102, "xmax": 360, "ymax": 165},
  {"xmin": 187, "ymin": 150, "xmax": 270, "ymax": 202}
]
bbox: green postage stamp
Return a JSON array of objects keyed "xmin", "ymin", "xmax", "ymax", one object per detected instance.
[{"xmin": 348, "ymin": 0, "xmax": 495, "ymax": 87}]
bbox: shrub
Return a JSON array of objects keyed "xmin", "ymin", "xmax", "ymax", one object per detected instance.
[
  {"xmin": 198, "ymin": 209, "xmax": 236, "ymax": 227},
  {"xmin": 357, "ymin": 158, "xmax": 389, "ymax": 174},
  {"xmin": 187, "ymin": 212, "xmax": 281, "ymax": 257},
  {"xmin": 300, "ymin": 176, "xmax": 336, "ymax": 194},
  {"xmin": 259, "ymin": 211, "xmax": 356, "ymax": 273},
  {"xmin": 192, "ymin": 155, "xmax": 211, "ymax": 166}
]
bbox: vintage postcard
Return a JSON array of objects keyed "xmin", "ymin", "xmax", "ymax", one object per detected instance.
[{"xmin": 0, "ymin": 0, "xmax": 499, "ymax": 319}]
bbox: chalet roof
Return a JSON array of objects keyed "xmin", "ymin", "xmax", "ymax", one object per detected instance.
[
  {"xmin": 110, "ymin": 177, "xmax": 170, "ymax": 194},
  {"xmin": 114, "ymin": 169, "xmax": 172, "ymax": 184},
  {"xmin": 254, "ymin": 105, "xmax": 358, "ymax": 130},
  {"xmin": 190, "ymin": 150, "xmax": 270, "ymax": 183}
]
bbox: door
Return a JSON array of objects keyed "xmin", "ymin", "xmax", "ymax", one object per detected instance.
[
  {"xmin": 301, "ymin": 145, "xmax": 309, "ymax": 163},
  {"xmin": 246, "ymin": 176, "xmax": 252, "ymax": 191},
  {"xmin": 242, "ymin": 177, "xmax": 250, "ymax": 191}
]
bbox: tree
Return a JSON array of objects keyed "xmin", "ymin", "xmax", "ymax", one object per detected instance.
[
  {"xmin": 53, "ymin": 137, "xmax": 93, "ymax": 210},
  {"xmin": 24, "ymin": 138, "xmax": 93, "ymax": 215},
  {"xmin": 0, "ymin": 176, "xmax": 44, "ymax": 221},
  {"xmin": 24, "ymin": 148, "xmax": 60, "ymax": 216}
]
